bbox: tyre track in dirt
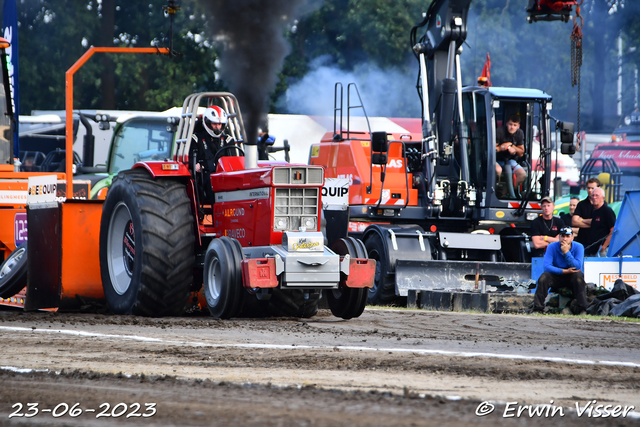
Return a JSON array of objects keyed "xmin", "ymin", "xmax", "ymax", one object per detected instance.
[{"xmin": 1, "ymin": 308, "xmax": 639, "ymax": 426}]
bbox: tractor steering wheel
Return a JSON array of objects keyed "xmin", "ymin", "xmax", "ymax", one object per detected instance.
[{"xmin": 211, "ymin": 145, "xmax": 245, "ymax": 172}]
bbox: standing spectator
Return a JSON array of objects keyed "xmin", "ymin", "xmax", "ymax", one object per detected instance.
[
  {"xmin": 584, "ymin": 187, "xmax": 616, "ymax": 257},
  {"xmin": 559, "ymin": 196, "xmax": 579, "ymax": 234},
  {"xmin": 531, "ymin": 226, "xmax": 587, "ymax": 315},
  {"xmin": 572, "ymin": 178, "xmax": 601, "ymax": 246},
  {"xmin": 559, "ymin": 196, "xmax": 579, "ymax": 226},
  {"xmin": 529, "ymin": 196, "xmax": 564, "ymax": 258}
]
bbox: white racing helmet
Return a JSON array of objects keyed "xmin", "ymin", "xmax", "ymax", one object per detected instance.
[{"xmin": 203, "ymin": 106, "xmax": 228, "ymax": 137}]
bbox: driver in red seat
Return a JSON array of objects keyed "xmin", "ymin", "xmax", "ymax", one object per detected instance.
[
  {"xmin": 193, "ymin": 106, "xmax": 236, "ymax": 174},
  {"xmin": 191, "ymin": 106, "xmax": 237, "ymax": 206}
]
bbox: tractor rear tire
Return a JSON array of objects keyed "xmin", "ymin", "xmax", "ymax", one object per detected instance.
[
  {"xmin": 100, "ymin": 169, "xmax": 195, "ymax": 316},
  {"xmin": 203, "ymin": 237, "xmax": 244, "ymax": 319},
  {"xmin": 325, "ymin": 237, "xmax": 368, "ymax": 319},
  {"xmin": 364, "ymin": 233, "xmax": 397, "ymax": 305},
  {"xmin": 0, "ymin": 242, "xmax": 28, "ymax": 299}
]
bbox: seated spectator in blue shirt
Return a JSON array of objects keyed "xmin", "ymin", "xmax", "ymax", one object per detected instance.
[{"xmin": 531, "ymin": 226, "xmax": 587, "ymax": 315}]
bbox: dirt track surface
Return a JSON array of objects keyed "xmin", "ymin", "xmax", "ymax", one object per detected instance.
[{"xmin": 1, "ymin": 308, "xmax": 639, "ymax": 426}]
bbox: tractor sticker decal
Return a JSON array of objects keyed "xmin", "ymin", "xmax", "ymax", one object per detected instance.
[
  {"xmin": 224, "ymin": 228, "xmax": 246, "ymax": 239},
  {"xmin": 223, "ymin": 208, "xmax": 245, "ymax": 217},
  {"xmin": 285, "ymin": 235, "xmax": 324, "ymax": 252},
  {"xmin": 292, "ymin": 240, "xmax": 320, "ymax": 251},
  {"xmin": 215, "ymin": 188, "xmax": 270, "ymax": 203}
]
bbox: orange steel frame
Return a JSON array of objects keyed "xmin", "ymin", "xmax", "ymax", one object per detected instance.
[{"xmin": 64, "ymin": 47, "xmax": 170, "ymax": 197}]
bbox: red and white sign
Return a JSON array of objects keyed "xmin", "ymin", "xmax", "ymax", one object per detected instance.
[{"xmin": 591, "ymin": 148, "xmax": 640, "ymax": 168}]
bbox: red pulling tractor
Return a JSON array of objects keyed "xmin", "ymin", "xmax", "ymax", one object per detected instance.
[{"xmin": 99, "ymin": 92, "xmax": 375, "ymax": 319}]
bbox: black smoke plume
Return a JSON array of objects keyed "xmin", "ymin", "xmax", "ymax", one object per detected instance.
[{"xmin": 201, "ymin": 0, "xmax": 307, "ymax": 144}]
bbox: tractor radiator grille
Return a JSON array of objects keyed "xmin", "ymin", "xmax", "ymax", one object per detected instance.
[{"xmin": 273, "ymin": 187, "xmax": 319, "ymax": 232}]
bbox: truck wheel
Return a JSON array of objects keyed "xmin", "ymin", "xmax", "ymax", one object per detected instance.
[
  {"xmin": 100, "ymin": 169, "xmax": 195, "ymax": 316},
  {"xmin": 268, "ymin": 289, "xmax": 320, "ymax": 318},
  {"xmin": 203, "ymin": 237, "xmax": 244, "ymax": 319},
  {"xmin": 364, "ymin": 233, "xmax": 396, "ymax": 305},
  {"xmin": 0, "ymin": 242, "xmax": 28, "ymax": 299},
  {"xmin": 325, "ymin": 237, "xmax": 368, "ymax": 319}
]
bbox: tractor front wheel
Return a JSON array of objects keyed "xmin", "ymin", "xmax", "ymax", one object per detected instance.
[
  {"xmin": 364, "ymin": 233, "xmax": 396, "ymax": 305},
  {"xmin": 203, "ymin": 237, "xmax": 244, "ymax": 319},
  {"xmin": 325, "ymin": 237, "xmax": 368, "ymax": 319}
]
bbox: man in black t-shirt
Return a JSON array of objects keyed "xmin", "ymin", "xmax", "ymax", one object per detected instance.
[
  {"xmin": 572, "ymin": 178, "xmax": 601, "ymax": 246},
  {"xmin": 529, "ymin": 196, "xmax": 565, "ymax": 258},
  {"xmin": 584, "ymin": 187, "xmax": 616, "ymax": 256},
  {"xmin": 496, "ymin": 114, "xmax": 526, "ymax": 187}
]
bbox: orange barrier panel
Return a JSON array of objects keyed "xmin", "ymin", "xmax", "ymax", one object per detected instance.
[{"xmin": 60, "ymin": 200, "xmax": 105, "ymax": 302}]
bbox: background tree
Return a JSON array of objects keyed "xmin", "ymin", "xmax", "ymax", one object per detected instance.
[
  {"xmin": 3, "ymin": 0, "xmax": 640, "ymax": 131},
  {"xmin": 277, "ymin": 0, "xmax": 640, "ymax": 129},
  {"xmin": 276, "ymin": 0, "xmax": 425, "ymax": 117},
  {"xmin": 7, "ymin": 0, "xmax": 221, "ymax": 114}
]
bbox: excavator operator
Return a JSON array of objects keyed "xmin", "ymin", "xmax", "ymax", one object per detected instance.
[{"xmin": 495, "ymin": 114, "xmax": 526, "ymax": 191}]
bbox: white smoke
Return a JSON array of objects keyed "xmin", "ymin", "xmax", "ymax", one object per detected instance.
[{"xmin": 279, "ymin": 56, "xmax": 421, "ymax": 118}]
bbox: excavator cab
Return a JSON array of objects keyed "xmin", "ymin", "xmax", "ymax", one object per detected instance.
[{"xmin": 461, "ymin": 87, "xmax": 553, "ymax": 209}]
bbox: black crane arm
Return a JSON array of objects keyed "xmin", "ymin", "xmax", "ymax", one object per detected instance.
[{"xmin": 410, "ymin": 0, "xmax": 579, "ymax": 214}]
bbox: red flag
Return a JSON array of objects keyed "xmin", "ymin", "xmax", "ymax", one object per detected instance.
[{"xmin": 478, "ymin": 52, "xmax": 492, "ymax": 87}]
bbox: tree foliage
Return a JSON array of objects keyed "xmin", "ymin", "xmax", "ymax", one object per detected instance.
[
  {"xmin": 9, "ymin": 0, "xmax": 222, "ymax": 114},
  {"xmin": 5, "ymin": 0, "xmax": 640, "ymax": 131},
  {"xmin": 280, "ymin": 0, "xmax": 640, "ymax": 129}
]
